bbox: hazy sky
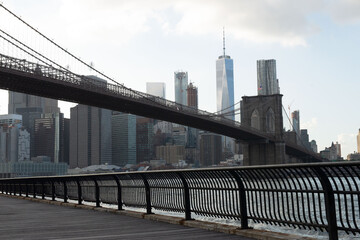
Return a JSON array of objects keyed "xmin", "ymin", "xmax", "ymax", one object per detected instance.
[{"xmin": 0, "ymin": 0, "xmax": 359, "ymax": 157}]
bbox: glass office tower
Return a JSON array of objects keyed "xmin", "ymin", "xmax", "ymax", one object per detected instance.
[
  {"xmin": 257, "ymin": 59, "xmax": 280, "ymax": 95},
  {"xmin": 174, "ymin": 71, "xmax": 188, "ymax": 105},
  {"xmin": 216, "ymin": 55, "xmax": 234, "ymax": 120},
  {"xmin": 216, "ymin": 31, "xmax": 235, "ymax": 153}
]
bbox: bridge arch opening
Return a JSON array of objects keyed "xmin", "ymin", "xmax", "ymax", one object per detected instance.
[{"xmin": 250, "ymin": 109, "xmax": 260, "ymax": 130}]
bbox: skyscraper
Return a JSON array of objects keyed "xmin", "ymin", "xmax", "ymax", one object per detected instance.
[
  {"xmin": 136, "ymin": 117, "xmax": 154, "ymax": 163},
  {"xmin": 69, "ymin": 104, "xmax": 112, "ymax": 168},
  {"xmin": 146, "ymin": 82, "xmax": 166, "ymax": 98},
  {"xmin": 200, "ymin": 133, "xmax": 222, "ymax": 166},
  {"xmin": 34, "ymin": 113, "xmax": 64, "ymax": 163},
  {"xmin": 0, "ymin": 114, "xmax": 30, "ymax": 162},
  {"xmin": 257, "ymin": 59, "xmax": 280, "ymax": 95},
  {"xmin": 186, "ymin": 83, "xmax": 198, "ymax": 148},
  {"xmin": 300, "ymin": 129, "xmax": 311, "ymax": 150},
  {"xmin": 310, "ymin": 140, "xmax": 318, "ymax": 153},
  {"xmin": 8, "ymin": 92, "xmax": 59, "ymax": 115},
  {"xmin": 112, "ymin": 113, "xmax": 136, "ymax": 166},
  {"xmin": 174, "ymin": 71, "xmax": 188, "ymax": 105},
  {"xmin": 216, "ymin": 38, "xmax": 234, "ymax": 120},
  {"xmin": 187, "ymin": 82, "xmax": 198, "ymax": 109},
  {"xmin": 216, "ymin": 30, "xmax": 235, "ymax": 152},
  {"xmin": 291, "ymin": 110, "xmax": 300, "ymax": 136}
]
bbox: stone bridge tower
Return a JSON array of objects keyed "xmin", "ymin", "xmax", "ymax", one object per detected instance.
[{"xmin": 240, "ymin": 94, "xmax": 285, "ymax": 165}]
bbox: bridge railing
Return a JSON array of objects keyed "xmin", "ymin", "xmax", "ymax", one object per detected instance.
[
  {"xmin": 0, "ymin": 53, "xmax": 266, "ymax": 137},
  {"xmin": 1, "ymin": 161, "xmax": 359, "ymax": 240}
]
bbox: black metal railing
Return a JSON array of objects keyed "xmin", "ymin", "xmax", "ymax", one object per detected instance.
[{"xmin": 1, "ymin": 161, "xmax": 359, "ymax": 240}]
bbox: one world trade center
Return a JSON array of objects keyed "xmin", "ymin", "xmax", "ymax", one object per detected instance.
[{"xmin": 216, "ymin": 29, "xmax": 235, "ymax": 152}]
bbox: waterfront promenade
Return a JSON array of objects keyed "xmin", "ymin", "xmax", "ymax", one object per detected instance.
[
  {"xmin": 0, "ymin": 195, "xmax": 319, "ymax": 240},
  {"xmin": 0, "ymin": 195, "xmax": 255, "ymax": 240}
]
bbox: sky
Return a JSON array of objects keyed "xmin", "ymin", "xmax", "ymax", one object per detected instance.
[{"xmin": 0, "ymin": 0, "xmax": 359, "ymax": 157}]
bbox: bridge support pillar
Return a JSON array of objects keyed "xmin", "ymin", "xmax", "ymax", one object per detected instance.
[
  {"xmin": 243, "ymin": 141, "xmax": 285, "ymax": 165},
  {"xmin": 241, "ymin": 94, "xmax": 285, "ymax": 165}
]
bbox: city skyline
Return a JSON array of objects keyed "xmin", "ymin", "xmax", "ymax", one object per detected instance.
[{"xmin": 0, "ymin": 0, "xmax": 359, "ymax": 157}]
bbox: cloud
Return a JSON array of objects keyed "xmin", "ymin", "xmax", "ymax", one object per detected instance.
[
  {"xmin": 57, "ymin": 0, "xmax": 168, "ymax": 45},
  {"xmin": 53, "ymin": 0, "xmax": 326, "ymax": 47},
  {"xmin": 301, "ymin": 117, "xmax": 318, "ymax": 130},
  {"xmin": 327, "ymin": 0, "xmax": 360, "ymax": 24},
  {"xmin": 172, "ymin": 0, "xmax": 323, "ymax": 46},
  {"xmin": 5, "ymin": 0, "xmax": 360, "ymax": 51}
]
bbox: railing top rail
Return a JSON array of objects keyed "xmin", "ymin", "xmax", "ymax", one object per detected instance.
[{"xmin": 1, "ymin": 161, "xmax": 359, "ymax": 181}]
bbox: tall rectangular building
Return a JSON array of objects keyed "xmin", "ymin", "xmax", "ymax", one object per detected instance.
[
  {"xmin": 18, "ymin": 128, "xmax": 30, "ymax": 161},
  {"xmin": 200, "ymin": 133, "xmax": 222, "ymax": 166},
  {"xmin": 8, "ymin": 92, "xmax": 59, "ymax": 114},
  {"xmin": 187, "ymin": 83, "xmax": 198, "ymax": 109},
  {"xmin": 63, "ymin": 118, "xmax": 70, "ymax": 164},
  {"xmin": 0, "ymin": 127, "xmax": 6, "ymax": 162},
  {"xmin": 34, "ymin": 113, "xmax": 64, "ymax": 163},
  {"xmin": 174, "ymin": 71, "xmax": 188, "ymax": 105},
  {"xmin": 291, "ymin": 110, "xmax": 300, "ymax": 136},
  {"xmin": 69, "ymin": 105, "xmax": 112, "ymax": 168},
  {"xmin": 216, "ymin": 31, "xmax": 235, "ymax": 153},
  {"xmin": 300, "ymin": 129, "xmax": 311, "ymax": 150},
  {"xmin": 136, "ymin": 117, "xmax": 154, "ymax": 163},
  {"xmin": 216, "ymin": 55, "xmax": 234, "ymax": 120},
  {"xmin": 146, "ymin": 82, "xmax": 166, "ymax": 98},
  {"xmin": 257, "ymin": 59, "xmax": 280, "ymax": 95},
  {"xmin": 0, "ymin": 117, "xmax": 30, "ymax": 162},
  {"xmin": 112, "ymin": 113, "xmax": 136, "ymax": 166},
  {"xmin": 186, "ymin": 83, "xmax": 198, "ymax": 148}
]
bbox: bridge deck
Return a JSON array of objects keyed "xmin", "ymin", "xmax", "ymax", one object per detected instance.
[{"xmin": 0, "ymin": 196, "xmax": 254, "ymax": 240}]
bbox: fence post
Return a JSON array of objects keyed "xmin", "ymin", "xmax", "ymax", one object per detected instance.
[
  {"xmin": 33, "ymin": 180, "xmax": 36, "ymax": 198},
  {"xmin": 176, "ymin": 172, "xmax": 192, "ymax": 220},
  {"xmin": 230, "ymin": 170, "xmax": 250, "ymax": 229},
  {"xmin": 140, "ymin": 173, "xmax": 152, "ymax": 214},
  {"xmin": 76, "ymin": 177, "xmax": 82, "ymax": 205},
  {"xmin": 41, "ymin": 181, "xmax": 45, "ymax": 199},
  {"xmin": 92, "ymin": 177, "xmax": 100, "ymax": 207},
  {"xmin": 25, "ymin": 182, "xmax": 29, "ymax": 197},
  {"xmin": 313, "ymin": 166, "xmax": 338, "ymax": 240},
  {"xmin": 63, "ymin": 180, "xmax": 68, "ymax": 203},
  {"xmin": 19, "ymin": 182, "xmax": 22, "ymax": 196},
  {"xmin": 51, "ymin": 180, "xmax": 55, "ymax": 201},
  {"xmin": 113, "ymin": 175, "xmax": 122, "ymax": 210}
]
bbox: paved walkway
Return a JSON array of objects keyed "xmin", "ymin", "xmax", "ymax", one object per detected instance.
[{"xmin": 0, "ymin": 196, "xmax": 254, "ymax": 240}]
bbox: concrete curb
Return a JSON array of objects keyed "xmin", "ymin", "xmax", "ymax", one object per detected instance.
[{"xmin": 0, "ymin": 193, "xmax": 317, "ymax": 240}]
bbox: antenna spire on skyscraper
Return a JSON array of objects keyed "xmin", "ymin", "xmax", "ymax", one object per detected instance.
[{"xmin": 223, "ymin": 27, "xmax": 226, "ymax": 57}]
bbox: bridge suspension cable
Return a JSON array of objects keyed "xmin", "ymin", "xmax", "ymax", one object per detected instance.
[
  {"xmin": 281, "ymin": 104, "xmax": 316, "ymax": 156},
  {"xmin": 0, "ymin": 3, "xmax": 162, "ymax": 105},
  {"xmin": 0, "ymin": 4, "xmax": 119, "ymax": 86}
]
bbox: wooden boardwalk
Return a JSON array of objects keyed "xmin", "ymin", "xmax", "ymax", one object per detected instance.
[{"xmin": 0, "ymin": 196, "xmax": 254, "ymax": 240}]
